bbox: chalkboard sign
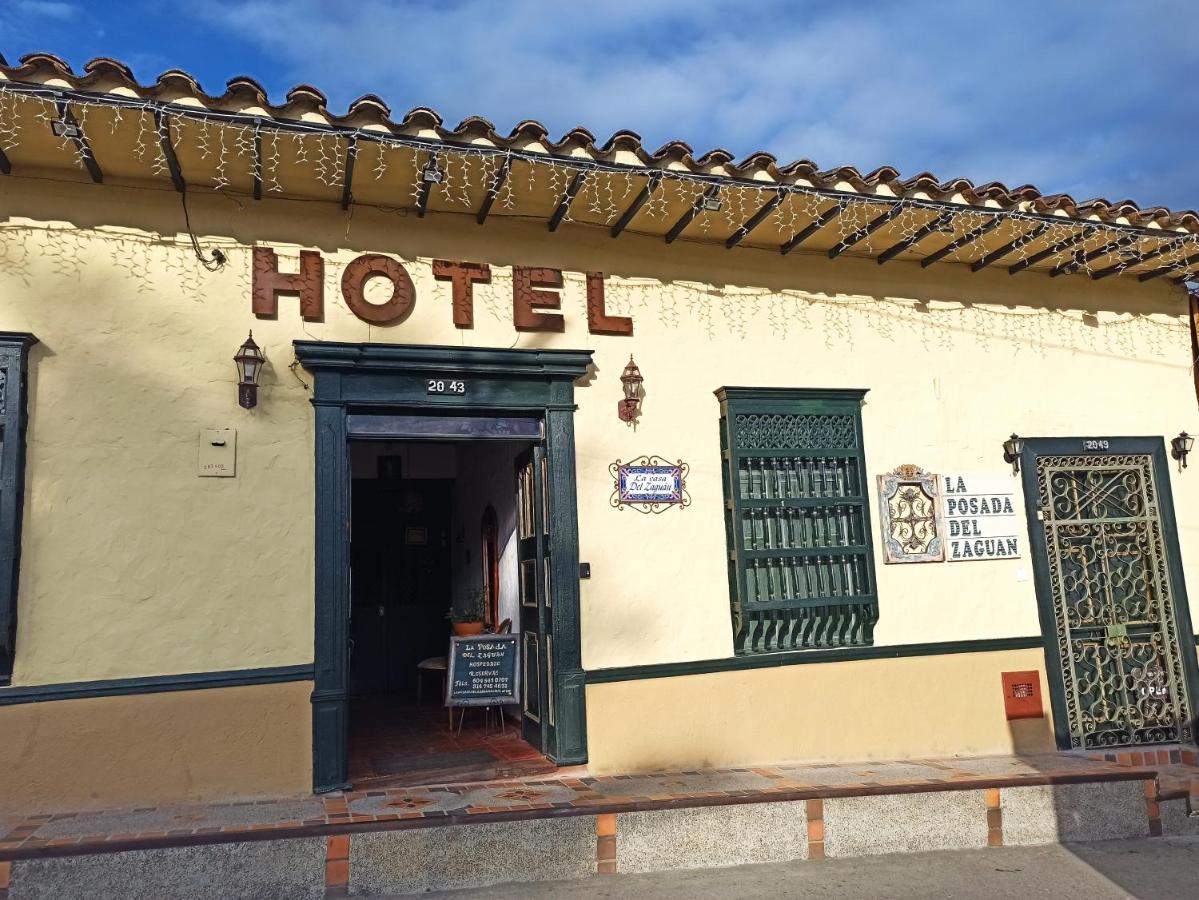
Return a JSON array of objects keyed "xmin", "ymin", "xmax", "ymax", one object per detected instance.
[{"xmin": 445, "ymin": 634, "xmax": 520, "ymax": 707}]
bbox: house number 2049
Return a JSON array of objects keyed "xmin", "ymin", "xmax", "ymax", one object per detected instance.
[
  {"xmin": 1083, "ymin": 439, "xmax": 1110, "ymax": 450},
  {"xmin": 427, "ymin": 379, "xmax": 466, "ymax": 395}
]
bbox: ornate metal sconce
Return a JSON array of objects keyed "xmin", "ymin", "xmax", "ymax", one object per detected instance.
[
  {"xmin": 234, "ymin": 332, "xmax": 265, "ymax": 409},
  {"xmin": 618, "ymin": 355, "xmax": 643, "ymax": 424},
  {"xmin": 1003, "ymin": 433, "xmax": 1023, "ymax": 476},
  {"xmin": 1171, "ymin": 431, "xmax": 1193, "ymax": 471}
]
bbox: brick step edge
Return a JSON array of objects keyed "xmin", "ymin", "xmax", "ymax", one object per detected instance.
[{"xmin": 0, "ymin": 768, "xmax": 1158, "ymax": 865}]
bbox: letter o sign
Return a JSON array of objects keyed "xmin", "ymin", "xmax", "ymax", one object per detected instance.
[{"xmin": 341, "ymin": 254, "xmax": 416, "ymax": 325}]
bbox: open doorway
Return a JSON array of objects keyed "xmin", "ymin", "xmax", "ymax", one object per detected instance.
[{"xmin": 346, "ymin": 439, "xmax": 555, "ymax": 788}]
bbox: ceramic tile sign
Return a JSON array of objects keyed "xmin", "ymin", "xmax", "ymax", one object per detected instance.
[
  {"xmin": 608, "ymin": 455, "xmax": 691, "ymax": 514},
  {"xmin": 620, "ymin": 465, "xmax": 682, "ymax": 503},
  {"xmin": 941, "ymin": 473, "xmax": 1022, "ymax": 561},
  {"xmin": 446, "ymin": 634, "xmax": 520, "ymax": 707}
]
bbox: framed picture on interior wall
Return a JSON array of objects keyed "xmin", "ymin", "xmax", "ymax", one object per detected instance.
[
  {"xmin": 377, "ymin": 455, "xmax": 403, "ymax": 481},
  {"xmin": 877, "ymin": 464, "xmax": 944, "ymax": 563}
]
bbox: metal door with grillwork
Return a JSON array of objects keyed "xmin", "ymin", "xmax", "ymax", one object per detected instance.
[{"xmin": 1021, "ymin": 437, "xmax": 1198, "ymax": 750}]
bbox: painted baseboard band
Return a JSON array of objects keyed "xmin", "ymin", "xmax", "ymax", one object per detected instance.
[
  {"xmin": 3, "ymin": 635, "xmax": 1192, "ymax": 699},
  {"xmin": 585, "ymin": 636, "xmax": 1046, "ymax": 684},
  {"xmin": 0, "ymin": 663, "xmax": 315, "ymax": 706}
]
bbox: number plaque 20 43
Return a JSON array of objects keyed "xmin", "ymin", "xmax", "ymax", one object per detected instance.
[{"xmin": 427, "ymin": 379, "xmax": 466, "ymax": 395}]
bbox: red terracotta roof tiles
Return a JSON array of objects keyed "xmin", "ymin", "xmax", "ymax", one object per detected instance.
[{"xmin": 0, "ymin": 51, "xmax": 1195, "ymax": 232}]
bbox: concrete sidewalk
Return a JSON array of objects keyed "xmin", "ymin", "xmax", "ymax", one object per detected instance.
[{"xmin": 389, "ymin": 837, "xmax": 1199, "ymax": 900}]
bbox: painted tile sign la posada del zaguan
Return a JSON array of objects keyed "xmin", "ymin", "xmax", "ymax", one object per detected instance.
[{"xmin": 251, "ymin": 247, "xmax": 636, "ymax": 335}]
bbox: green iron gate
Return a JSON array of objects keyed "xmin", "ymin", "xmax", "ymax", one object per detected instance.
[{"xmin": 1022, "ymin": 438, "xmax": 1198, "ymax": 750}]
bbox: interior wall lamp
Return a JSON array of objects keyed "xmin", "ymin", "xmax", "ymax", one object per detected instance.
[
  {"xmin": 1003, "ymin": 433, "xmax": 1023, "ymax": 476},
  {"xmin": 1171, "ymin": 431, "xmax": 1193, "ymax": 472},
  {"xmin": 234, "ymin": 332, "xmax": 265, "ymax": 409},
  {"xmin": 618, "ymin": 355, "xmax": 643, "ymax": 424}
]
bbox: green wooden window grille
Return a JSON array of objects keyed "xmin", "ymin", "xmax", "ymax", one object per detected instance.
[
  {"xmin": 716, "ymin": 387, "xmax": 878, "ymax": 655},
  {"xmin": 0, "ymin": 333, "xmax": 36, "ymax": 686}
]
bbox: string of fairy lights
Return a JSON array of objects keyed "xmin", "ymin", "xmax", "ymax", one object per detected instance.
[
  {"xmin": 0, "ymin": 220, "xmax": 1187, "ymax": 366},
  {"xmin": 0, "ymin": 80, "xmax": 1194, "ymax": 364},
  {"xmin": 2, "ymin": 81, "xmax": 1198, "ymax": 283}
]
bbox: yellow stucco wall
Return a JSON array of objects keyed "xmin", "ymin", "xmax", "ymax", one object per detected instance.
[
  {"xmin": 0, "ymin": 681, "xmax": 311, "ymax": 814},
  {"xmin": 0, "ymin": 172, "xmax": 1195, "ymax": 794},
  {"xmin": 585, "ymin": 649, "xmax": 1057, "ymax": 773},
  {"xmin": 3, "ymin": 175, "xmax": 1194, "ymax": 682}
]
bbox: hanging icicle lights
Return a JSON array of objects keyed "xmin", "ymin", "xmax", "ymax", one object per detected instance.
[{"xmin": 1, "ymin": 71, "xmax": 1198, "ymax": 285}]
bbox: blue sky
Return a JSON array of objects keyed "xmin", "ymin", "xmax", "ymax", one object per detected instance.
[{"xmin": 4, "ymin": 0, "xmax": 1198, "ymax": 210}]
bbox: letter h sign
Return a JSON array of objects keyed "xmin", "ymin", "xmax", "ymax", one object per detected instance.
[{"xmin": 252, "ymin": 247, "xmax": 324, "ymax": 321}]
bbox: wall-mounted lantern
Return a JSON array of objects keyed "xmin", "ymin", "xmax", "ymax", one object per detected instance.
[
  {"xmin": 1002, "ymin": 433, "xmax": 1023, "ymax": 476},
  {"xmin": 618, "ymin": 355, "xmax": 643, "ymax": 424},
  {"xmin": 1171, "ymin": 431, "xmax": 1193, "ymax": 471},
  {"xmin": 234, "ymin": 332, "xmax": 265, "ymax": 409}
]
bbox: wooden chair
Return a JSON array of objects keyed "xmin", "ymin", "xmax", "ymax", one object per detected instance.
[{"xmin": 416, "ymin": 655, "xmax": 452, "ymax": 730}]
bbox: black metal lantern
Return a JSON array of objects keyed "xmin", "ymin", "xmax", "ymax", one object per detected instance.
[
  {"xmin": 618, "ymin": 355, "xmax": 643, "ymax": 424},
  {"xmin": 1171, "ymin": 431, "xmax": 1193, "ymax": 471},
  {"xmin": 1002, "ymin": 433, "xmax": 1023, "ymax": 476},
  {"xmin": 234, "ymin": 332, "xmax": 265, "ymax": 410}
]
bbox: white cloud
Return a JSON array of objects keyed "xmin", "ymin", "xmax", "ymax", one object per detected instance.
[{"xmin": 13, "ymin": 1, "xmax": 77, "ymax": 19}]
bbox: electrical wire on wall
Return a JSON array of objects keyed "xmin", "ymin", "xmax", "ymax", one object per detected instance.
[{"xmin": 179, "ymin": 188, "xmax": 226, "ymax": 271}]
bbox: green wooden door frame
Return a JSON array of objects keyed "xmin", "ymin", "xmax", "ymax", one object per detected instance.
[
  {"xmin": 294, "ymin": 341, "xmax": 593, "ymax": 793},
  {"xmin": 0, "ymin": 332, "xmax": 37, "ymax": 686},
  {"xmin": 1018, "ymin": 436, "xmax": 1199, "ymax": 751}
]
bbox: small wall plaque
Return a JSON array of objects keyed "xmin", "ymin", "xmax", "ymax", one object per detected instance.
[
  {"xmin": 609, "ymin": 455, "xmax": 690, "ymax": 514},
  {"xmin": 877, "ymin": 464, "xmax": 942, "ymax": 563},
  {"xmin": 198, "ymin": 429, "xmax": 236, "ymax": 478}
]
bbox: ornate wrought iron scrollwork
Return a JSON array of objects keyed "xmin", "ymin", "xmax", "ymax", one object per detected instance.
[
  {"xmin": 733, "ymin": 413, "xmax": 856, "ymax": 450},
  {"xmin": 1038, "ymin": 454, "xmax": 1193, "ymax": 749}
]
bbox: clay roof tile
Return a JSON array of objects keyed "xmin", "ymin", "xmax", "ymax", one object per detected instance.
[
  {"xmin": 285, "ymin": 84, "xmax": 327, "ymax": 108},
  {"xmin": 695, "ymin": 147, "xmax": 735, "ymax": 167},
  {"xmin": 508, "ymin": 119, "xmax": 549, "ymax": 141},
  {"xmin": 400, "ymin": 107, "xmax": 443, "ymax": 129},
  {"xmin": 599, "ymin": 130, "xmax": 644, "ymax": 153},
  {"xmin": 0, "ymin": 51, "xmax": 1194, "ymax": 233},
  {"xmin": 346, "ymin": 93, "xmax": 392, "ymax": 119},
  {"xmin": 82, "ymin": 57, "xmax": 135, "ymax": 83},
  {"xmin": 223, "ymin": 75, "xmax": 269, "ymax": 105}
]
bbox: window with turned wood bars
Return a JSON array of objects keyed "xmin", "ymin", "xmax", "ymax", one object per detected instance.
[{"xmin": 716, "ymin": 387, "xmax": 878, "ymax": 655}]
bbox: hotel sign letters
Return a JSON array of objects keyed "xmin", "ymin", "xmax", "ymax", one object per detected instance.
[
  {"xmin": 941, "ymin": 473, "xmax": 1022, "ymax": 561},
  {"xmin": 251, "ymin": 247, "xmax": 633, "ymax": 335}
]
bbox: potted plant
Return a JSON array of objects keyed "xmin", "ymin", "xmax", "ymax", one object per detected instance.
[{"xmin": 448, "ymin": 589, "xmax": 486, "ymax": 636}]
